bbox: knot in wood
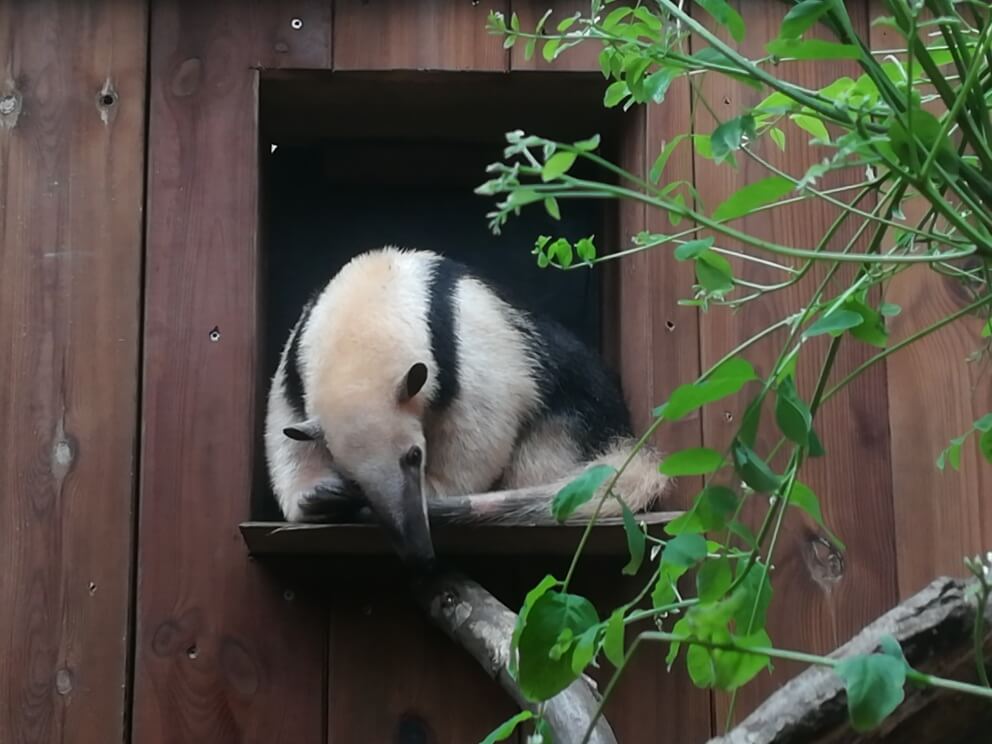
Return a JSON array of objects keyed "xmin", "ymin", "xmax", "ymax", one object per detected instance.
[
  {"xmin": 805, "ymin": 534, "xmax": 845, "ymax": 590},
  {"xmin": 50, "ymin": 430, "xmax": 77, "ymax": 481},
  {"xmin": 55, "ymin": 668, "xmax": 73, "ymax": 695},
  {"xmin": 0, "ymin": 90, "xmax": 22, "ymax": 129}
]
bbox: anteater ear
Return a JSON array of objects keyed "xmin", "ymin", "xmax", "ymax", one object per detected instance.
[
  {"xmin": 283, "ymin": 417, "xmax": 323, "ymax": 442},
  {"xmin": 399, "ymin": 362, "xmax": 428, "ymax": 403}
]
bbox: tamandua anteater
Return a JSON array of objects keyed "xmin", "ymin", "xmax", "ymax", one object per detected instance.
[{"xmin": 265, "ymin": 247, "xmax": 670, "ymax": 566}]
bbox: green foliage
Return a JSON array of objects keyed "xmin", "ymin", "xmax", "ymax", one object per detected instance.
[
  {"xmin": 516, "ymin": 586, "xmax": 599, "ymax": 700},
  {"xmin": 552, "ymin": 464, "xmax": 615, "ymax": 521},
  {"xmin": 480, "ymin": 711, "xmax": 533, "ymax": 744},
  {"xmin": 937, "ymin": 414, "xmax": 992, "ymax": 470},
  {"xmin": 484, "ymin": 0, "xmax": 992, "ymax": 737},
  {"xmin": 711, "ymin": 176, "xmax": 794, "ymax": 222},
  {"xmin": 660, "ymin": 447, "xmax": 724, "ymax": 476},
  {"xmin": 835, "ymin": 653, "xmax": 907, "ymax": 731}
]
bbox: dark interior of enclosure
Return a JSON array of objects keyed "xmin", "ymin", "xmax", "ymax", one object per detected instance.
[{"xmin": 252, "ymin": 72, "xmax": 624, "ymax": 520}]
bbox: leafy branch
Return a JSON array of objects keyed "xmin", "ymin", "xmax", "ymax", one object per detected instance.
[{"xmin": 477, "ymin": 0, "xmax": 992, "ymax": 741}]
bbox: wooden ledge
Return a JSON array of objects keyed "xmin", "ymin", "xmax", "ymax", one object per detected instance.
[{"xmin": 240, "ymin": 511, "xmax": 681, "ymax": 557}]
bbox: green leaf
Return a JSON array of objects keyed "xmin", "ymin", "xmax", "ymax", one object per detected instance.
[
  {"xmin": 788, "ymin": 481, "xmax": 846, "ymax": 550},
  {"xmin": 791, "ymin": 113, "xmax": 830, "ymax": 143},
  {"xmin": 674, "ymin": 237, "xmax": 716, "ymax": 261},
  {"xmin": 697, "ymin": 556, "xmax": 733, "ymax": 602},
  {"xmin": 731, "ymin": 441, "xmax": 782, "ymax": 493},
  {"xmin": 880, "ymin": 302, "xmax": 902, "ymax": 317},
  {"xmin": 878, "ymin": 635, "xmax": 907, "ymax": 666},
  {"xmin": 604, "ymin": 609, "xmax": 625, "ymax": 667},
  {"xmin": 780, "ymin": 0, "xmax": 832, "ymax": 39},
  {"xmin": 843, "ymin": 297, "xmax": 888, "ymax": 348},
  {"xmin": 712, "ymin": 175, "xmax": 793, "ymax": 222},
  {"xmin": 604, "ymin": 80, "xmax": 630, "ymax": 108},
  {"xmin": 803, "ymin": 309, "xmax": 864, "ymax": 339},
  {"xmin": 692, "ymin": 134, "xmax": 715, "ymax": 160},
  {"xmin": 695, "ymin": 0, "xmax": 745, "ymax": 43},
  {"xmin": 767, "ymin": 38, "xmax": 861, "ymax": 60},
  {"xmin": 687, "ymin": 640, "xmax": 717, "ymax": 687},
  {"xmin": 835, "ymin": 653, "xmax": 906, "ymax": 732},
  {"xmin": 621, "ymin": 502, "xmax": 646, "ymax": 575},
  {"xmin": 573, "ymin": 134, "xmax": 601, "ymax": 152},
  {"xmin": 769, "ymin": 127, "xmax": 786, "ymax": 151},
  {"xmin": 542, "ymin": 37, "xmax": 561, "ymax": 62},
  {"xmin": 575, "ymin": 236, "xmax": 596, "ymax": 263},
  {"xmin": 982, "ymin": 318, "xmax": 992, "ymax": 338},
  {"xmin": 552, "ymin": 464, "xmax": 616, "ymax": 521},
  {"xmin": 665, "ymin": 485, "xmax": 739, "ymax": 536},
  {"xmin": 937, "ymin": 435, "xmax": 965, "ymax": 471},
  {"xmin": 517, "ymin": 589, "xmax": 600, "ymax": 700},
  {"xmin": 975, "ymin": 414, "xmax": 992, "ymax": 433},
  {"xmin": 665, "ymin": 616, "xmax": 693, "ymax": 667},
  {"xmin": 980, "ymin": 429, "xmax": 992, "ymax": 465},
  {"xmin": 653, "ymin": 562, "xmax": 689, "ymax": 609},
  {"xmin": 775, "ymin": 375, "xmax": 812, "ymax": 446},
  {"xmin": 650, "ymin": 134, "xmax": 689, "ymax": 183},
  {"xmin": 643, "ymin": 67, "xmax": 677, "ymax": 104},
  {"xmin": 506, "ymin": 188, "xmax": 543, "ymax": 209},
  {"xmin": 714, "ymin": 628, "xmax": 772, "ymax": 690},
  {"xmin": 695, "ymin": 251, "xmax": 735, "ymax": 294},
  {"xmin": 663, "ymin": 533, "xmax": 709, "ymax": 569},
  {"xmin": 481, "ymin": 711, "xmax": 534, "ymax": 744},
  {"xmin": 571, "ymin": 625, "xmax": 600, "ymax": 675},
  {"xmin": 728, "ymin": 520, "xmax": 757, "ymax": 549},
  {"xmin": 542, "ymin": 151, "xmax": 577, "ymax": 182},
  {"xmin": 808, "ymin": 427, "xmax": 826, "ymax": 457},
  {"xmin": 656, "ymin": 356, "xmax": 756, "ymax": 422},
  {"xmin": 731, "ymin": 560, "xmax": 772, "ymax": 633},
  {"xmin": 711, "ymin": 115, "xmax": 756, "ymax": 164},
  {"xmin": 543, "ymin": 196, "xmax": 560, "ymax": 220},
  {"xmin": 602, "ymin": 5, "xmax": 633, "ymax": 31},
  {"xmin": 696, "ymin": 486, "xmax": 740, "ymax": 531},
  {"xmin": 691, "ymin": 47, "xmax": 762, "ymax": 89},
  {"xmin": 523, "ymin": 37, "xmax": 536, "ymax": 61},
  {"xmin": 888, "ymin": 109, "xmax": 958, "ymax": 174},
  {"xmin": 660, "ymin": 447, "xmax": 725, "ymax": 476},
  {"xmin": 511, "ymin": 575, "xmax": 560, "ymax": 676}
]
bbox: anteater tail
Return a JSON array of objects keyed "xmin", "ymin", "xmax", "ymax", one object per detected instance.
[{"xmin": 431, "ymin": 439, "xmax": 671, "ymax": 525}]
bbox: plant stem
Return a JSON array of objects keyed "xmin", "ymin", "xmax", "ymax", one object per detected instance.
[
  {"xmin": 636, "ymin": 631, "xmax": 992, "ymax": 699},
  {"xmin": 823, "ymin": 292, "xmax": 992, "ymax": 403}
]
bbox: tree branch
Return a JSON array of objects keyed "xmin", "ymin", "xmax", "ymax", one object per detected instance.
[
  {"xmin": 709, "ymin": 577, "xmax": 992, "ymax": 743},
  {"xmin": 410, "ymin": 570, "xmax": 618, "ymax": 744}
]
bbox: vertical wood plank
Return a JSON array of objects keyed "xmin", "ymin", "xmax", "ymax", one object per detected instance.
[
  {"xmin": 692, "ymin": 1, "xmax": 898, "ymax": 723},
  {"xmin": 327, "ymin": 562, "xmax": 519, "ymax": 744},
  {"xmin": 509, "ymin": 0, "xmax": 600, "ymax": 71},
  {"xmin": 871, "ymin": 13, "xmax": 992, "ymax": 598},
  {"xmin": 0, "ymin": 1, "xmax": 146, "ymax": 742},
  {"xmin": 135, "ymin": 2, "xmax": 331, "ymax": 742},
  {"xmin": 333, "ymin": 0, "xmax": 508, "ymax": 71},
  {"xmin": 603, "ymin": 76, "xmax": 713, "ymax": 742}
]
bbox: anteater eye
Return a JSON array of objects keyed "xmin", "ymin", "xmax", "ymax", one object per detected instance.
[{"xmin": 403, "ymin": 445, "xmax": 423, "ymax": 469}]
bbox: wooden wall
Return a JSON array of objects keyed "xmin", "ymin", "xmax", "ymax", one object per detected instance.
[{"xmin": 0, "ymin": 1, "xmax": 987, "ymax": 743}]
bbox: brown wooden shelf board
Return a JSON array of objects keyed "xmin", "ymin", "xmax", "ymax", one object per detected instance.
[{"xmin": 240, "ymin": 510, "xmax": 682, "ymax": 557}]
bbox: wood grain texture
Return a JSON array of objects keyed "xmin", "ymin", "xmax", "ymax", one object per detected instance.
[
  {"xmin": 602, "ymin": 81, "xmax": 713, "ymax": 742},
  {"xmin": 510, "ymin": 0, "xmax": 600, "ymax": 71},
  {"xmin": 692, "ymin": 1, "xmax": 898, "ymax": 723},
  {"xmin": 0, "ymin": 2, "xmax": 146, "ymax": 742},
  {"xmin": 333, "ymin": 0, "xmax": 509, "ymax": 71},
  {"xmin": 327, "ymin": 563, "xmax": 519, "ymax": 744},
  {"xmin": 135, "ymin": 2, "xmax": 330, "ymax": 742},
  {"xmin": 870, "ymin": 13, "xmax": 992, "ymax": 599}
]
